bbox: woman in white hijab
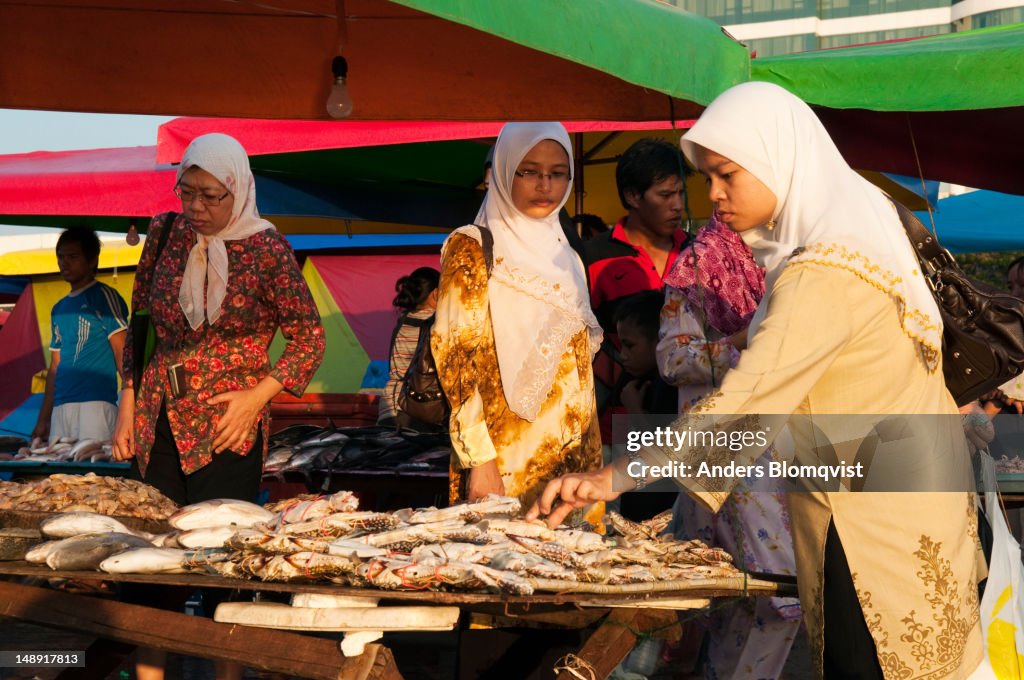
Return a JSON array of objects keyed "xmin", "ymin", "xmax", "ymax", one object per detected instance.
[
  {"xmin": 431, "ymin": 122, "xmax": 604, "ymax": 522},
  {"xmin": 112, "ymin": 133, "xmax": 325, "ymax": 680},
  {"xmin": 529, "ymin": 84, "xmax": 983, "ymax": 679}
]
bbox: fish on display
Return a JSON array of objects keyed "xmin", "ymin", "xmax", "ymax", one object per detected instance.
[
  {"xmin": 267, "ymin": 424, "xmax": 325, "ymax": 447},
  {"xmin": 312, "ymin": 443, "xmax": 345, "ymax": 470},
  {"xmin": 169, "ymin": 499, "xmax": 274, "ymax": 531},
  {"xmin": 295, "ymin": 430, "xmax": 350, "ymax": 451},
  {"xmin": 278, "ymin": 447, "xmax": 322, "ymax": 473},
  {"xmin": 40, "ymin": 512, "xmax": 137, "ymax": 538},
  {"xmin": 264, "ymin": 447, "xmax": 295, "ymax": 472},
  {"xmin": 41, "ymin": 533, "xmax": 154, "ymax": 570},
  {"xmin": 99, "ymin": 547, "xmax": 188, "ymax": 574},
  {"xmin": 176, "ymin": 526, "xmax": 239, "ymax": 549}
]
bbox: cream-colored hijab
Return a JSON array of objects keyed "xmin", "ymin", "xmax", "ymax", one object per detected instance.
[
  {"xmin": 680, "ymin": 82, "xmax": 942, "ymax": 371},
  {"xmin": 445, "ymin": 122, "xmax": 602, "ymax": 420},
  {"xmin": 176, "ymin": 133, "xmax": 274, "ymax": 330}
]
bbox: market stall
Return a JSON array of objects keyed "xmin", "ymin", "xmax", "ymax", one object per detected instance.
[{"xmin": 0, "ymin": 480, "xmax": 793, "ymax": 679}]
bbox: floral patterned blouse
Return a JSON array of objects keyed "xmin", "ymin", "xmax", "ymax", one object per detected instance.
[{"xmin": 124, "ymin": 212, "xmax": 325, "ymax": 475}]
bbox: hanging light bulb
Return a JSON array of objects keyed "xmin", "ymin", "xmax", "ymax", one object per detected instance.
[
  {"xmin": 126, "ymin": 221, "xmax": 140, "ymax": 246},
  {"xmin": 326, "ymin": 56, "xmax": 354, "ymax": 119}
]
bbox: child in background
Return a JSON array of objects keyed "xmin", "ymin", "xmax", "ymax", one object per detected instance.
[
  {"xmin": 614, "ymin": 291, "xmax": 677, "ymax": 417},
  {"xmin": 613, "ymin": 291, "xmax": 677, "ymax": 522}
]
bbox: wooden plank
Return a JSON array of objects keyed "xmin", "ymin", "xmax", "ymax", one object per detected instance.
[
  {"xmin": 0, "ymin": 562, "xmax": 791, "ymax": 604},
  {"xmin": 555, "ymin": 608, "xmax": 682, "ymax": 680},
  {"xmin": 0, "ymin": 580, "xmax": 401, "ymax": 680},
  {"xmin": 467, "ymin": 609, "xmax": 608, "ymax": 630}
]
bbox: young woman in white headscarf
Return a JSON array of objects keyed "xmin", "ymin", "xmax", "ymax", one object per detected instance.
[
  {"xmin": 529, "ymin": 83, "xmax": 984, "ymax": 679},
  {"xmin": 431, "ymin": 122, "xmax": 605, "ymax": 524},
  {"xmin": 111, "ymin": 133, "xmax": 325, "ymax": 680}
]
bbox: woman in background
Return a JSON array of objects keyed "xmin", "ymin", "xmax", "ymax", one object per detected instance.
[{"xmin": 378, "ymin": 266, "xmax": 440, "ymax": 429}]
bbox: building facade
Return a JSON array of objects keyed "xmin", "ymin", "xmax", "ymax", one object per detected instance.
[{"xmin": 664, "ymin": 0, "xmax": 1024, "ymax": 55}]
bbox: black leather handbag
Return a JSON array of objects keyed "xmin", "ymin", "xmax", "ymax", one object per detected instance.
[
  {"xmin": 395, "ymin": 226, "xmax": 494, "ymax": 428},
  {"xmin": 891, "ymin": 200, "xmax": 1024, "ymax": 405}
]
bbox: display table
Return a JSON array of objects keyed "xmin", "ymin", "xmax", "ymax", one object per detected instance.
[{"xmin": 0, "ymin": 562, "xmax": 793, "ymax": 680}]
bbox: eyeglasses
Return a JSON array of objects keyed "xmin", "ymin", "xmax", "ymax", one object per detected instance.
[
  {"xmin": 513, "ymin": 169, "xmax": 571, "ymax": 185},
  {"xmin": 174, "ymin": 185, "xmax": 230, "ymax": 207}
]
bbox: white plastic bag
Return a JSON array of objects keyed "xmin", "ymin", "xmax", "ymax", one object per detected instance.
[{"xmin": 977, "ymin": 451, "xmax": 1024, "ymax": 679}]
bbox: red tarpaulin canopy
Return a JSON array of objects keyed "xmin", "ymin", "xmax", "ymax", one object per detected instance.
[
  {"xmin": 155, "ymin": 119, "xmax": 689, "ymax": 164},
  {"xmin": 0, "ymin": 146, "xmax": 176, "ymax": 218}
]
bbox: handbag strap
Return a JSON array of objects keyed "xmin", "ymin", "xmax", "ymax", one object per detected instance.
[
  {"xmin": 152, "ymin": 211, "xmax": 176, "ymax": 268},
  {"xmin": 886, "ymin": 198, "xmax": 958, "ymax": 283}
]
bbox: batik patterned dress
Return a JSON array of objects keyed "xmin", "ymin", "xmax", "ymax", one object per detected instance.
[
  {"xmin": 124, "ymin": 212, "xmax": 325, "ymax": 475},
  {"xmin": 431, "ymin": 233, "xmax": 603, "ymax": 523}
]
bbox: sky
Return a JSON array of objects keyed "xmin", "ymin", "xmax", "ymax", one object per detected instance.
[
  {"xmin": 0, "ymin": 109, "xmax": 174, "ymax": 155},
  {"xmin": 0, "ymin": 109, "xmax": 173, "ymax": 238}
]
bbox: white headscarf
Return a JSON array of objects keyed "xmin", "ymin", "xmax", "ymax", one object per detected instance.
[
  {"xmin": 176, "ymin": 133, "xmax": 275, "ymax": 330},
  {"xmin": 446, "ymin": 122, "xmax": 602, "ymax": 420},
  {"xmin": 680, "ymin": 82, "xmax": 942, "ymax": 371}
]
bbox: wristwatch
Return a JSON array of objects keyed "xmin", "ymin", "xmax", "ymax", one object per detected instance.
[{"xmin": 626, "ymin": 450, "xmax": 647, "ymax": 491}]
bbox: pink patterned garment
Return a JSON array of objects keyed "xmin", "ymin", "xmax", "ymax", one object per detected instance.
[
  {"xmin": 124, "ymin": 212, "xmax": 325, "ymax": 475},
  {"xmin": 662, "ymin": 214, "xmax": 764, "ymax": 335}
]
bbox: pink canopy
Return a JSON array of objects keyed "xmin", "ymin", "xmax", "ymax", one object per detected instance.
[
  {"xmin": 0, "ymin": 146, "xmax": 176, "ymax": 217},
  {"xmin": 156, "ymin": 119, "xmax": 688, "ymax": 163}
]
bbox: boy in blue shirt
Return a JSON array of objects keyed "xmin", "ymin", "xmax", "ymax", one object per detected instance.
[{"xmin": 32, "ymin": 227, "xmax": 128, "ymax": 444}]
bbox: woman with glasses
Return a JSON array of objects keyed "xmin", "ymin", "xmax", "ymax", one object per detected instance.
[
  {"xmin": 431, "ymin": 122, "xmax": 604, "ymax": 522},
  {"xmin": 112, "ymin": 133, "xmax": 324, "ymax": 680}
]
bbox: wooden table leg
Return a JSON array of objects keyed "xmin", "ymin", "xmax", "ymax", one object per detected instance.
[
  {"xmin": 555, "ymin": 608, "xmax": 681, "ymax": 680},
  {"xmin": 0, "ymin": 580, "xmax": 403, "ymax": 680}
]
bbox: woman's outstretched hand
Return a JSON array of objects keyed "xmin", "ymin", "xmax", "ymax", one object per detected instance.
[
  {"xmin": 526, "ymin": 465, "xmax": 621, "ymax": 528},
  {"xmin": 467, "ymin": 459, "xmax": 505, "ymax": 499}
]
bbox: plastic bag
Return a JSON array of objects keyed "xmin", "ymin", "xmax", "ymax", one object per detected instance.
[{"xmin": 977, "ymin": 451, "xmax": 1024, "ymax": 679}]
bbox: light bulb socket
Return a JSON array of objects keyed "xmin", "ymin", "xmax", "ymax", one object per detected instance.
[{"xmin": 331, "ymin": 56, "xmax": 349, "ymax": 79}]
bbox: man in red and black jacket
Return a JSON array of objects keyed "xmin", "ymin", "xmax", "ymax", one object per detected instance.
[{"xmin": 583, "ymin": 138, "xmax": 690, "ymax": 444}]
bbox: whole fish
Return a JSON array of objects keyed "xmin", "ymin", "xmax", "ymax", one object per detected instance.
[
  {"xmin": 296, "ymin": 431, "xmax": 349, "ymax": 451},
  {"xmin": 264, "ymin": 446, "xmax": 295, "ymax": 470},
  {"xmin": 267, "ymin": 424, "xmax": 324, "ymax": 447},
  {"xmin": 25, "ymin": 540, "xmax": 61, "ymax": 564},
  {"xmin": 169, "ymin": 499, "xmax": 274, "ymax": 531},
  {"xmin": 176, "ymin": 526, "xmax": 239, "ymax": 549},
  {"xmin": 99, "ymin": 547, "xmax": 188, "ymax": 574},
  {"xmin": 40, "ymin": 512, "xmax": 134, "ymax": 538},
  {"xmin": 279, "ymin": 447, "xmax": 322, "ymax": 472},
  {"xmin": 313, "ymin": 443, "xmax": 345, "ymax": 470},
  {"xmin": 44, "ymin": 532, "xmax": 153, "ymax": 570}
]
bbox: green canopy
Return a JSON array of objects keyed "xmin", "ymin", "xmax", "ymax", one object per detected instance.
[
  {"xmin": 392, "ymin": 0, "xmax": 750, "ymax": 107},
  {"xmin": 752, "ymin": 23, "xmax": 1024, "ymax": 111}
]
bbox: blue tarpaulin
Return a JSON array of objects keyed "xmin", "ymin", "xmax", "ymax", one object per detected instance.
[{"xmin": 914, "ymin": 190, "xmax": 1024, "ymax": 254}]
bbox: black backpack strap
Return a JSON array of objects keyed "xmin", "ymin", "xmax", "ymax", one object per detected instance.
[{"xmin": 471, "ymin": 224, "xmax": 495, "ymax": 276}]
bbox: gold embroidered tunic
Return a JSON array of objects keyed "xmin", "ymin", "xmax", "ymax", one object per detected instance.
[
  {"xmin": 431, "ymin": 234, "xmax": 603, "ymax": 520},
  {"xmin": 659, "ymin": 258, "xmax": 983, "ymax": 679}
]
